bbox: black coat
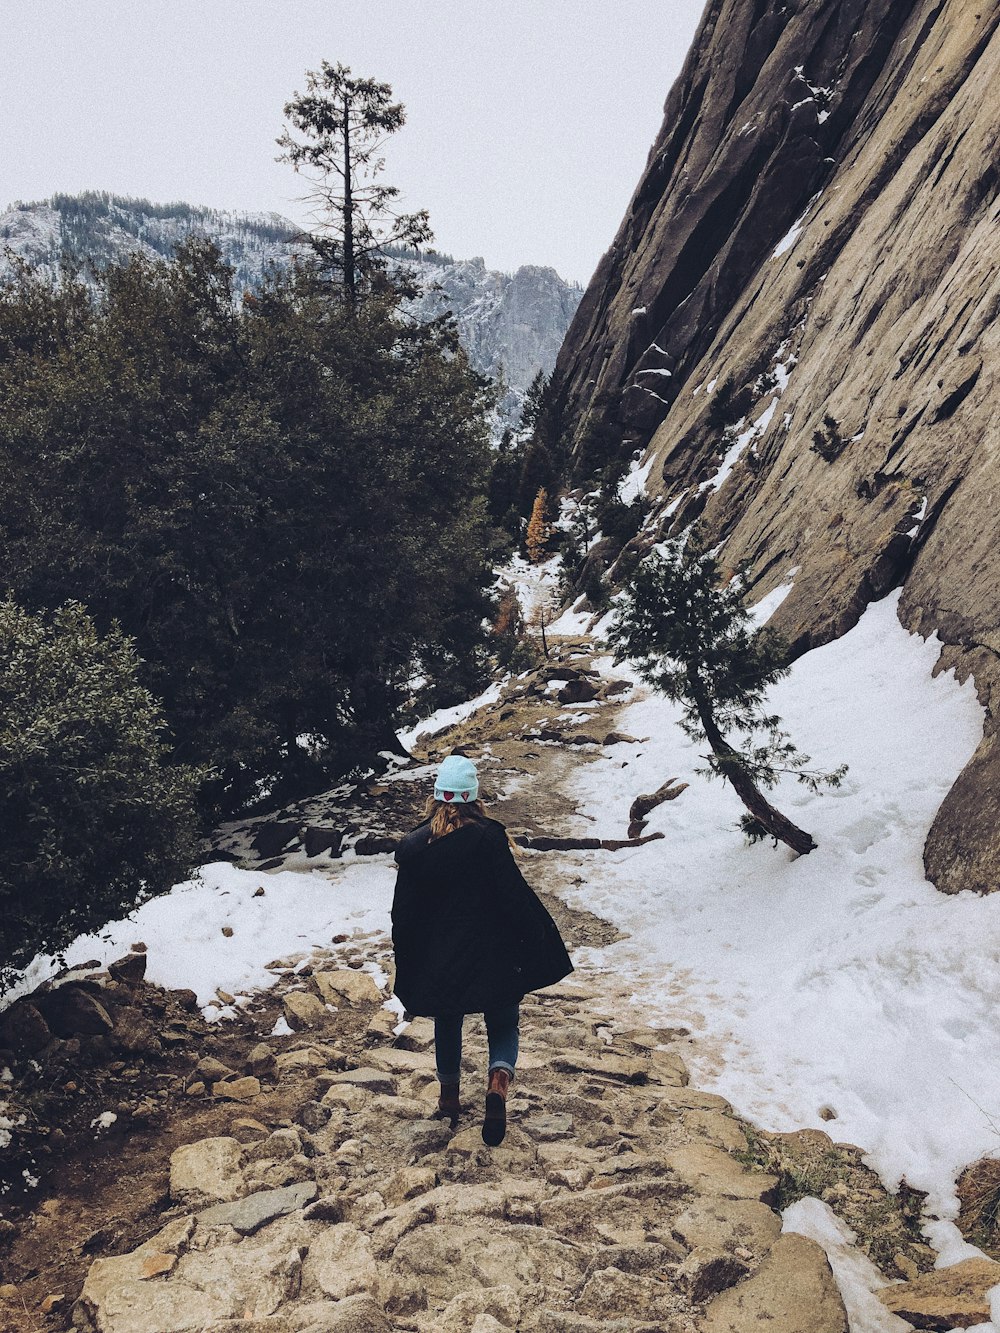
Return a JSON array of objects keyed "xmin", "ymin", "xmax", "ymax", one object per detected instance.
[{"xmin": 391, "ymin": 816, "xmax": 573, "ymax": 1016}]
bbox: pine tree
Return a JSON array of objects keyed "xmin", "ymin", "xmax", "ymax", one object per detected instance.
[
  {"xmin": 277, "ymin": 62, "xmax": 432, "ymax": 306},
  {"xmin": 526, "ymin": 488, "xmax": 551, "ymax": 564},
  {"xmin": 608, "ymin": 529, "xmax": 846, "ymax": 854}
]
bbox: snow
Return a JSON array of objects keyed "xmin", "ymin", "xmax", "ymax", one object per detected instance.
[
  {"xmin": 619, "ymin": 453, "xmax": 655, "ymax": 505},
  {"xmin": 90, "ymin": 1111, "xmax": 118, "ymax": 1133},
  {"xmin": 702, "ymin": 395, "xmax": 779, "ymax": 493},
  {"xmin": 398, "ymin": 680, "xmax": 504, "ymax": 750},
  {"xmin": 12, "ymin": 861, "xmax": 395, "ymax": 1010},
  {"xmin": 782, "ymin": 1199, "xmax": 911, "ymax": 1332},
  {"xmin": 773, "ymin": 195, "xmax": 822, "ymax": 259},
  {"xmin": 567, "ymin": 591, "xmax": 993, "ymax": 1255}
]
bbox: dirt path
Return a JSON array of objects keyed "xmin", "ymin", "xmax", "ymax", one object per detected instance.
[{"xmin": 0, "ymin": 641, "xmax": 936, "ymax": 1331}]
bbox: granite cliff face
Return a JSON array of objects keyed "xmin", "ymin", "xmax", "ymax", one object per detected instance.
[
  {"xmin": 552, "ymin": 0, "xmax": 1000, "ymax": 893},
  {"xmin": 0, "ymin": 194, "xmax": 581, "ymax": 413}
]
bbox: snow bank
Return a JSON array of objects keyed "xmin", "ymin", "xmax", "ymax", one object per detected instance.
[
  {"xmin": 567, "ymin": 591, "xmax": 991, "ymax": 1234},
  {"xmin": 13, "ymin": 861, "xmax": 395, "ymax": 1011}
]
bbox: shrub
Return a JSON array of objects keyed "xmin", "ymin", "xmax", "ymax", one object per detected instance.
[{"xmin": 0, "ymin": 600, "xmax": 200, "ymax": 989}]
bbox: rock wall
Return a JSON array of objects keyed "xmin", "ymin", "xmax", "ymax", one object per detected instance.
[{"xmin": 551, "ymin": 0, "xmax": 1000, "ymax": 894}]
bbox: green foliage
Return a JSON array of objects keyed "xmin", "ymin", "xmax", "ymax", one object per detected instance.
[
  {"xmin": 608, "ymin": 527, "xmax": 846, "ymax": 794},
  {"xmin": 0, "ymin": 240, "xmax": 499, "ymax": 811},
  {"xmin": 0, "ymin": 600, "xmax": 199, "ymax": 990}
]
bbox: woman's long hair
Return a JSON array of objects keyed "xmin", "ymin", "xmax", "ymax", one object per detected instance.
[{"xmin": 423, "ymin": 795, "xmax": 488, "ymax": 841}]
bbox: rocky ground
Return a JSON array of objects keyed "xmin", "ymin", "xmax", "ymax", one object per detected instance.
[{"xmin": 1, "ymin": 639, "xmax": 995, "ymax": 1331}]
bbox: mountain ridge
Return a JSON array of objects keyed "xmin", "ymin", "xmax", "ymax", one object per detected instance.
[{"xmin": 0, "ymin": 191, "xmax": 582, "ymax": 411}]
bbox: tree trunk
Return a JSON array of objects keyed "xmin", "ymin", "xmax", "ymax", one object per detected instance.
[
  {"xmin": 692, "ymin": 686, "xmax": 816, "ymax": 856},
  {"xmin": 342, "ymin": 94, "xmax": 356, "ymax": 308}
]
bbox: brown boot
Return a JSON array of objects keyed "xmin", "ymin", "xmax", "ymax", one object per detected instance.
[
  {"xmin": 482, "ymin": 1067, "xmax": 511, "ymax": 1146},
  {"xmin": 437, "ymin": 1081, "xmax": 461, "ymax": 1127}
]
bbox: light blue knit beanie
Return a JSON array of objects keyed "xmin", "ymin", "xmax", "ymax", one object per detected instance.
[{"xmin": 434, "ymin": 754, "xmax": 479, "ymax": 803}]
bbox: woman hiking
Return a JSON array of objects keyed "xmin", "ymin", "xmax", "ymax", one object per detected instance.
[{"xmin": 391, "ymin": 754, "xmax": 573, "ymax": 1146}]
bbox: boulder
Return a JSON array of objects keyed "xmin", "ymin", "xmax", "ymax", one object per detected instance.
[
  {"xmin": 37, "ymin": 984, "xmax": 114, "ymax": 1037},
  {"xmin": 169, "ymin": 1137, "xmax": 244, "ymax": 1206},
  {"xmin": 314, "ymin": 969, "xmax": 383, "ymax": 1007},
  {"xmin": 700, "ymin": 1233, "xmax": 847, "ymax": 1332},
  {"xmin": 671, "ymin": 1196, "xmax": 782, "ymax": 1261},
  {"xmin": 303, "ymin": 1222, "xmax": 381, "ymax": 1300},
  {"xmin": 0, "ymin": 1001, "xmax": 51, "ymax": 1055},
  {"xmin": 74, "ymin": 1215, "xmax": 305, "ymax": 1333},
  {"xmin": 557, "ymin": 679, "xmax": 600, "ymax": 703},
  {"xmin": 250, "ymin": 821, "xmax": 300, "ymax": 858},
  {"xmin": 212, "ymin": 1076, "xmax": 261, "ymax": 1102},
  {"xmin": 877, "ymin": 1256, "xmax": 1000, "ymax": 1329},
  {"xmin": 325, "ymin": 1067, "xmax": 396, "ymax": 1095},
  {"xmin": 282, "ymin": 992, "xmax": 328, "ymax": 1030},
  {"xmin": 197, "ymin": 1182, "xmax": 317, "ymax": 1236},
  {"xmin": 247, "ymin": 1042, "xmax": 276, "ymax": 1077},
  {"xmin": 302, "ymin": 825, "xmax": 344, "ymax": 858},
  {"xmin": 665, "ymin": 1142, "xmax": 778, "ymax": 1203},
  {"xmin": 108, "ymin": 953, "xmax": 147, "ymax": 986}
]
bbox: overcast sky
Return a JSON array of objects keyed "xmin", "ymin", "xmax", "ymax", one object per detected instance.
[{"xmin": 2, "ymin": 2, "xmax": 706, "ymax": 285}]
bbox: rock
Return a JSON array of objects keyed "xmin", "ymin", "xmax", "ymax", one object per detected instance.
[
  {"xmin": 173, "ymin": 988, "xmax": 199, "ymax": 1011},
  {"xmin": 37, "ymin": 984, "xmax": 114, "ymax": 1037},
  {"xmin": 275, "ymin": 1047, "xmax": 327, "ymax": 1076},
  {"xmin": 112, "ymin": 1009, "xmax": 159, "ymax": 1055},
  {"xmin": 557, "ymin": 678, "xmax": 600, "ymax": 703},
  {"xmin": 250, "ymin": 820, "xmax": 300, "ymax": 858},
  {"xmin": 680, "ymin": 1109, "xmax": 747, "ymax": 1152},
  {"xmin": 298, "ymin": 1293, "xmax": 391, "ymax": 1332},
  {"xmin": 384, "ymin": 1166, "xmax": 437, "ymax": 1207},
  {"xmin": 368, "ymin": 1047, "xmax": 434, "ymax": 1075},
  {"xmin": 0, "ymin": 1001, "xmax": 51, "ymax": 1055},
  {"xmin": 394, "ymin": 1017, "xmax": 435, "ymax": 1051},
  {"xmin": 74, "ymin": 1214, "xmax": 304, "ymax": 1332},
  {"xmin": 252, "ymin": 1128, "xmax": 302, "ymax": 1160},
  {"xmin": 700, "ymin": 1233, "xmax": 848, "ymax": 1332},
  {"xmin": 298, "ymin": 1100, "xmax": 331, "ymax": 1131},
  {"xmin": 247, "ymin": 1042, "xmax": 276, "ymax": 1077},
  {"xmin": 303, "ymin": 825, "xmax": 344, "ymax": 857},
  {"xmin": 365, "ymin": 1009, "xmax": 399, "ymax": 1043},
  {"xmin": 220, "ymin": 926, "xmax": 234, "ymax": 938},
  {"xmin": 523, "ymin": 1112, "xmax": 575, "ymax": 1141},
  {"xmin": 0, "ymin": 1284, "xmax": 17, "ymax": 1301},
  {"xmin": 198, "ymin": 1181, "xmax": 317, "ymax": 1235},
  {"xmin": 877, "ymin": 1256, "xmax": 1000, "ymax": 1329},
  {"xmin": 679, "ymin": 1248, "xmax": 749, "ymax": 1301},
  {"xmin": 665, "ymin": 1142, "xmax": 778, "ymax": 1203},
  {"xmin": 185, "ymin": 1081, "xmax": 206, "ymax": 1097},
  {"xmin": 169, "ymin": 1137, "xmax": 244, "ymax": 1205},
  {"xmin": 574, "ymin": 1267, "xmax": 678, "ymax": 1320},
  {"xmin": 230, "ymin": 1117, "xmax": 270, "ymax": 1143},
  {"xmin": 282, "ymin": 992, "xmax": 328, "ymax": 1030},
  {"xmin": 314, "ymin": 969, "xmax": 383, "ymax": 1007},
  {"xmin": 354, "ymin": 835, "xmax": 399, "ymax": 856},
  {"xmin": 436, "ymin": 1284, "xmax": 522, "ymax": 1330},
  {"xmin": 671, "ymin": 1197, "xmax": 781, "ymax": 1260},
  {"xmin": 213, "ymin": 1076, "xmax": 260, "ymax": 1101},
  {"xmin": 603, "ymin": 731, "xmax": 640, "ymax": 745},
  {"xmin": 550, "ymin": 1051, "xmax": 651, "ymax": 1083},
  {"xmin": 325, "ymin": 1067, "xmax": 397, "ymax": 1095},
  {"xmin": 196, "ymin": 1055, "xmax": 237, "ymax": 1082},
  {"xmin": 139, "ymin": 1254, "xmax": 177, "ymax": 1279},
  {"xmin": 107, "ymin": 953, "xmax": 147, "ymax": 986},
  {"xmin": 39, "ymin": 1293, "xmax": 66, "ymax": 1314},
  {"xmin": 303, "ymin": 1222, "xmax": 381, "ymax": 1300}
]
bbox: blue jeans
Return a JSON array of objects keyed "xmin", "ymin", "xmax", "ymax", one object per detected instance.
[{"xmin": 434, "ymin": 1004, "xmax": 519, "ymax": 1083}]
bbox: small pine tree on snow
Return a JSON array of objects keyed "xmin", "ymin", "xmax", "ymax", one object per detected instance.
[
  {"xmin": 526, "ymin": 488, "xmax": 552, "ymax": 564},
  {"xmin": 608, "ymin": 528, "xmax": 846, "ymax": 855}
]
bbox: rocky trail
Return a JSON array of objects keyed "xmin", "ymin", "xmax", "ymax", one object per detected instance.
[{"xmin": 1, "ymin": 640, "xmax": 986, "ymax": 1331}]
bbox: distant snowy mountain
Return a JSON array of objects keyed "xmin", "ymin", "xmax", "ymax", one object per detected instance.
[{"xmin": 0, "ymin": 192, "xmax": 582, "ymax": 420}]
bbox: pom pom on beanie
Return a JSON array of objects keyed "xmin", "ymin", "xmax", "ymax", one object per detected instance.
[{"xmin": 434, "ymin": 755, "xmax": 479, "ymax": 803}]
